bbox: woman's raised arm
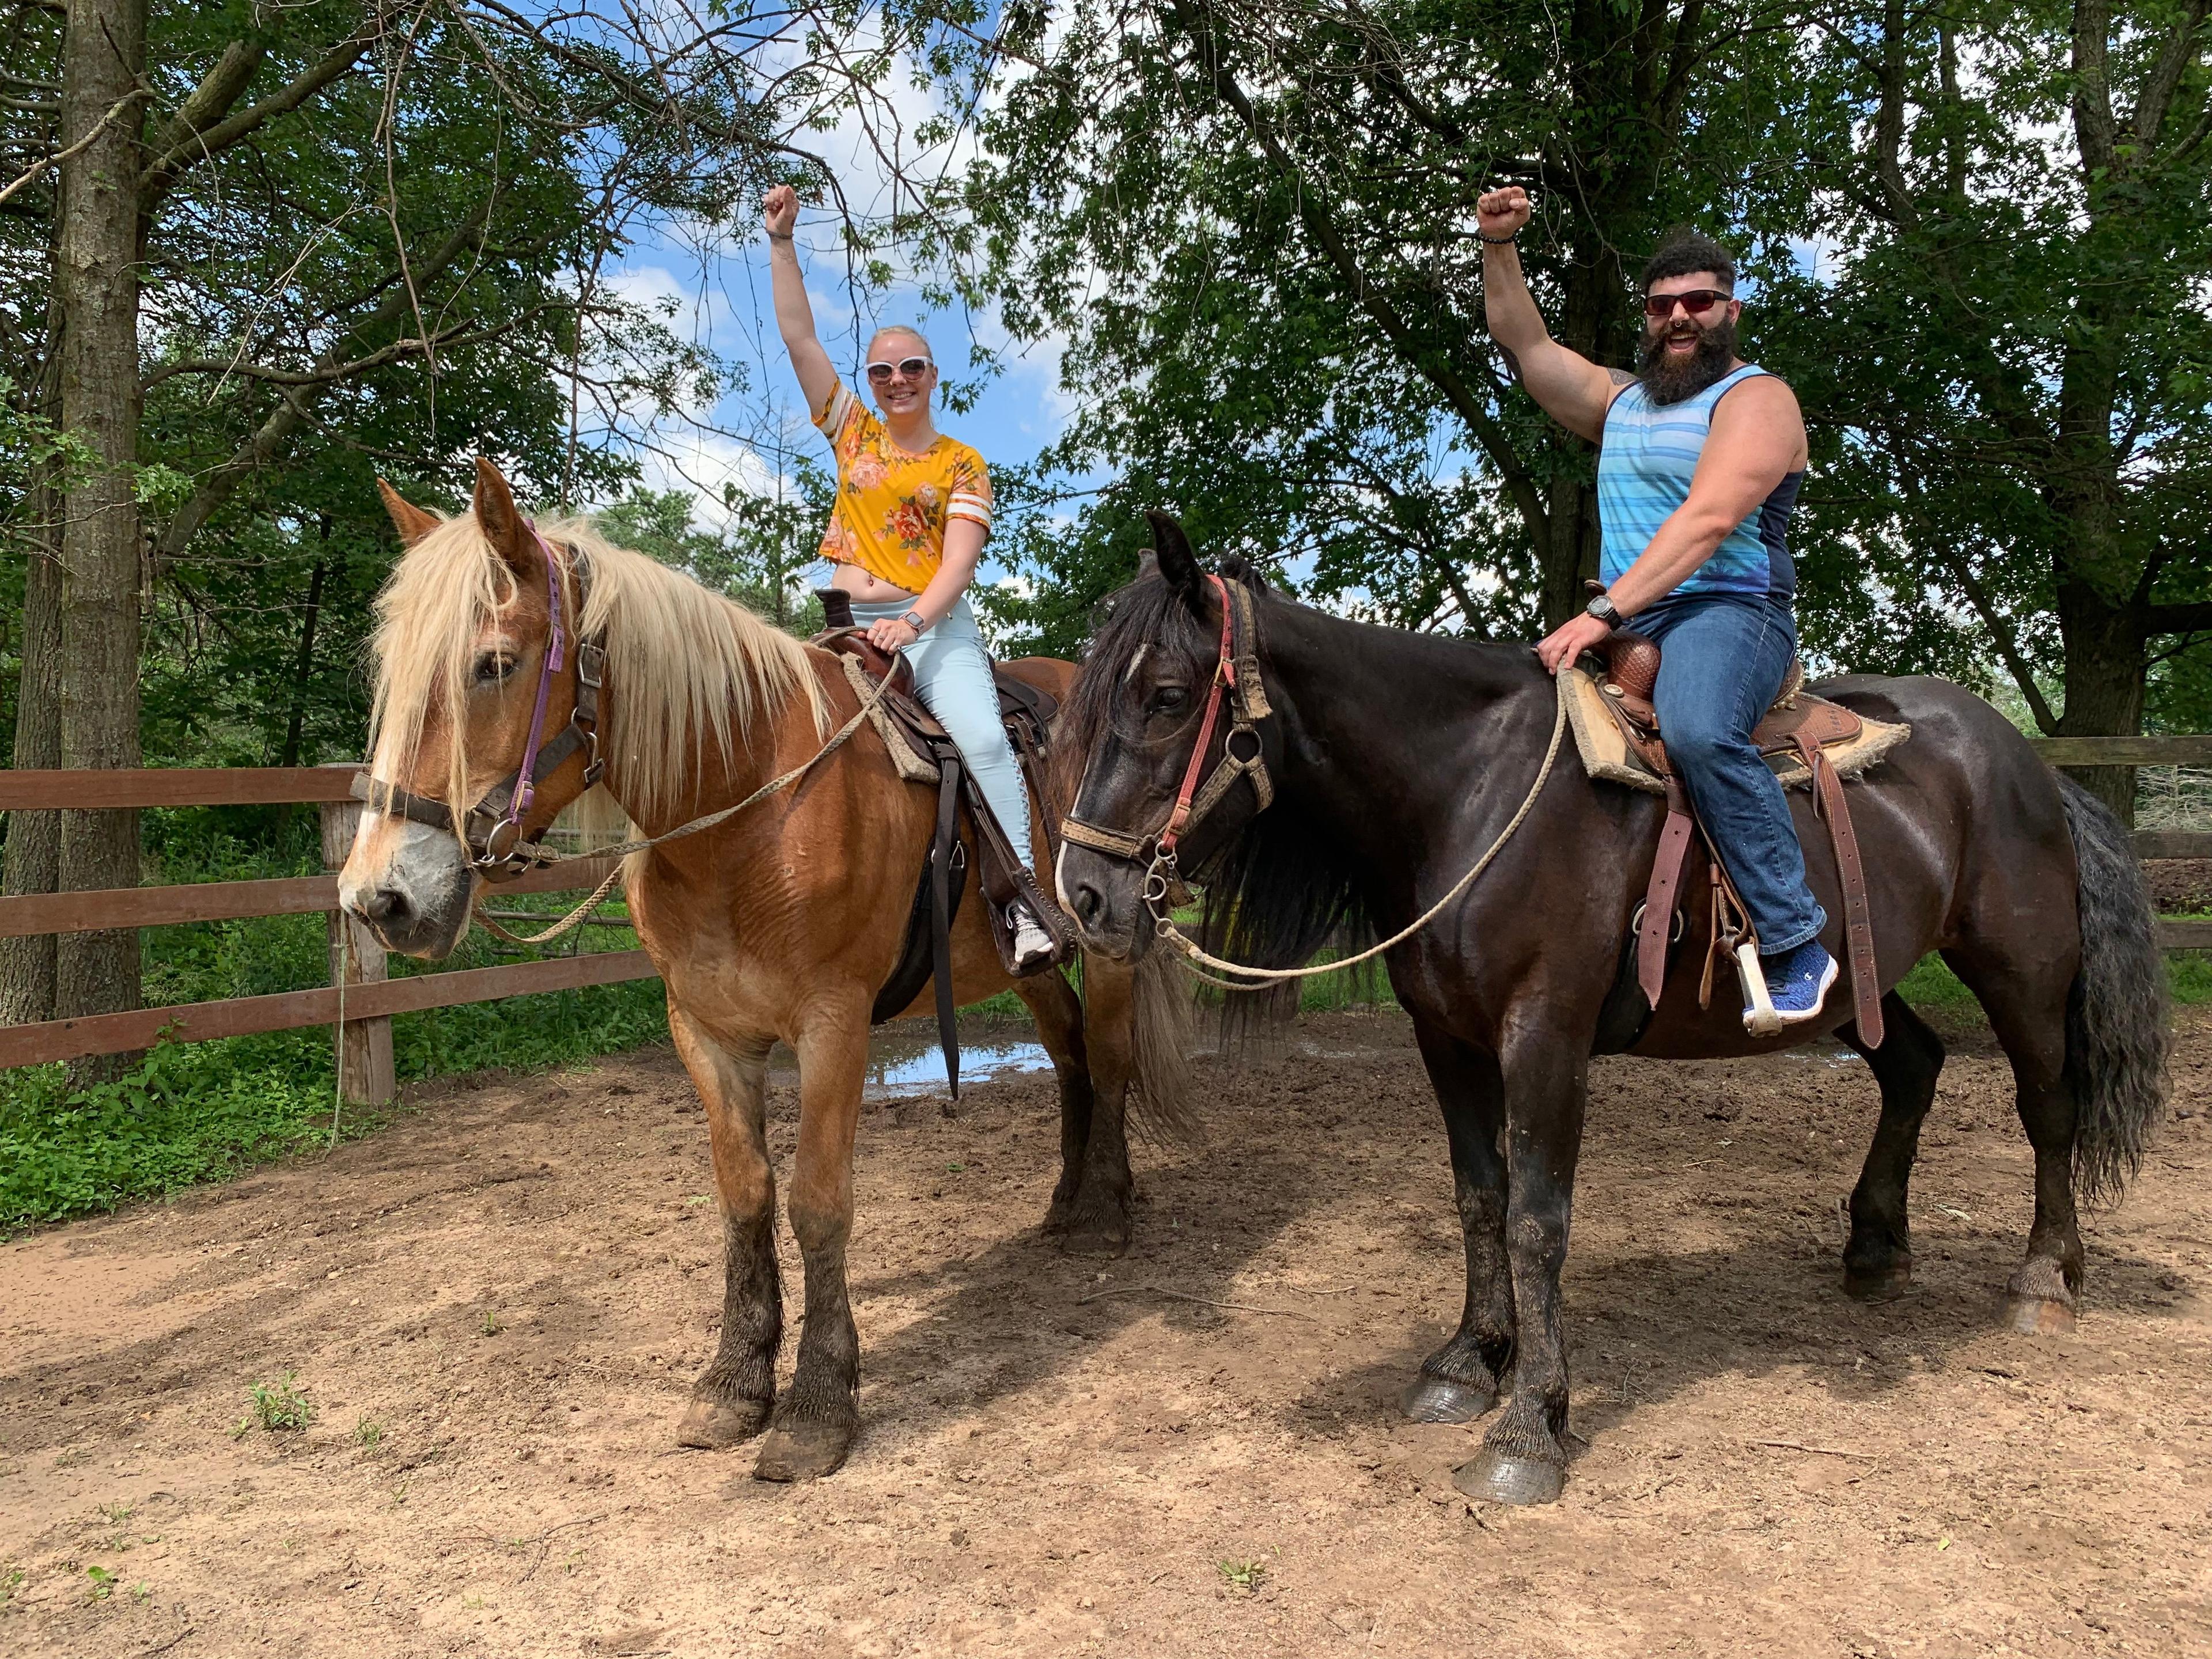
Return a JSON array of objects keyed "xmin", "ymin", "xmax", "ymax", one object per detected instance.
[{"xmin": 764, "ymin": 185, "xmax": 839, "ymax": 419}]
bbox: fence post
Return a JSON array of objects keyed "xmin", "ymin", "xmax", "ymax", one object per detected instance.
[{"xmin": 319, "ymin": 767, "xmax": 395, "ymax": 1107}]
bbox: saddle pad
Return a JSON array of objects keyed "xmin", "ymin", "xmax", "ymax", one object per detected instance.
[
  {"xmin": 841, "ymin": 654, "xmax": 942, "ymax": 784},
  {"xmin": 1558, "ymin": 666, "xmax": 1911, "ymax": 796}
]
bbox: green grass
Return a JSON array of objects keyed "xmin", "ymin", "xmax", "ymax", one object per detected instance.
[
  {"xmin": 1899, "ymin": 948, "xmax": 2212, "ymax": 1013},
  {"xmin": 0, "ymin": 808, "xmax": 673, "ymax": 1234}
]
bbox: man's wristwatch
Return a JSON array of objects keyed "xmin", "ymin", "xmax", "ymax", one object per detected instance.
[
  {"xmin": 1584, "ymin": 594, "xmax": 1621, "ymax": 627},
  {"xmin": 900, "ymin": 609, "xmax": 927, "ymax": 635}
]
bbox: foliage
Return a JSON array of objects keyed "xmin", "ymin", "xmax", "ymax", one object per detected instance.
[
  {"xmin": 946, "ymin": 0, "xmax": 1813, "ymax": 654},
  {"xmin": 1753, "ymin": 0, "xmax": 2212, "ymax": 747},
  {"xmin": 592, "ymin": 482, "xmax": 834, "ymax": 636},
  {"xmin": 234, "ymin": 1373, "xmax": 316, "ymax": 1436}
]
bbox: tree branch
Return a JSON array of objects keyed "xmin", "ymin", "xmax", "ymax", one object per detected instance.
[
  {"xmin": 1930, "ymin": 539, "xmax": 2061, "ymax": 732},
  {"xmin": 140, "ymin": 22, "xmax": 375, "ymax": 209},
  {"xmin": 1160, "ymin": 0, "xmax": 1551, "ymax": 546},
  {"xmin": 2129, "ymin": 0, "xmax": 2208, "ymax": 146},
  {"xmin": 2145, "ymin": 601, "xmax": 2212, "ymax": 635},
  {"xmin": 152, "ymin": 198, "xmax": 493, "ymax": 567}
]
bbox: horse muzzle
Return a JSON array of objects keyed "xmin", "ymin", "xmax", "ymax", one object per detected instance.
[
  {"xmin": 1055, "ymin": 842, "xmax": 1150, "ymax": 962},
  {"xmin": 339, "ymin": 817, "xmax": 474, "ymax": 959}
]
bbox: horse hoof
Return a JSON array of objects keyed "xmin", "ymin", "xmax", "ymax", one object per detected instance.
[
  {"xmin": 1400, "ymin": 1377, "xmax": 1495, "ymax": 1425},
  {"xmin": 675, "ymin": 1396, "xmax": 769, "ymax": 1450},
  {"xmin": 753, "ymin": 1419, "xmax": 854, "ymax": 1483},
  {"xmin": 1058, "ymin": 1213, "xmax": 1131, "ymax": 1257},
  {"xmin": 2005, "ymin": 1295, "xmax": 2076, "ymax": 1336},
  {"xmin": 1452, "ymin": 1448, "xmax": 1565, "ymax": 1507},
  {"xmin": 1843, "ymin": 1262, "xmax": 1914, "ymax": 1302}
]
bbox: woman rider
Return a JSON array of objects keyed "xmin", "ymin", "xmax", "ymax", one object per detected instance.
[{"xmin": 764, "ymin": 184, "xmax": 1057, "ymax": 972}]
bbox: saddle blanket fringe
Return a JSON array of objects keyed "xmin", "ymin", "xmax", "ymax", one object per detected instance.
[
  {"xmin": 1558, "ymin": 665, "xmax": 1912, "ymax": 796},
  {"xmin": 842, "ymin": 654, "xmax": 941, "ymax": 785}
]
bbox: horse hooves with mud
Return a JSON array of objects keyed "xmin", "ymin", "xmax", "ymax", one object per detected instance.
[
  {"xmin": 1056, "ymin": 515, "xmax": 2169, "ymax": 1506},
  {"xmin": 342, "ymin": 463, "xmax": 1193, "ymax": 1482}
]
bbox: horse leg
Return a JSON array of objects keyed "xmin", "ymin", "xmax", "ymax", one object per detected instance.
[
  {"xmin": 1403, "ymin": 1021, "xmax": 1511, "ymax": 1424},
  {"xmin": 1052, "ymin": 956, "xmax": 1137, "ymax": 1256},
  {"xmin": 1838, "ymin": 992, "xmax": 1945, "ymax": 1299},
  {"xmin": 755, "ymin": 1010, "xmax": 870, "ymax": 1482},
  {"xmin": 1941, "ymin": 949, "xmax": 2084, "ymax": 1333},
  {"xmin": 1015, "ymin": 965, "xmax": 1103, "ymax": 1241},
  {"xmin": 1453, "ymin": 1033, "xmax": 1585, "ymax": 1506},
  {"xmin": 666, "ymin": 1009, "xmax": 781, "ymax": 1450}
]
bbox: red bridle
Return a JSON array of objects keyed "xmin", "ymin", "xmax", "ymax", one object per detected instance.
[{"xmin": 1059, "ymin": 571, "xmax": 1273, "ymax": 868}]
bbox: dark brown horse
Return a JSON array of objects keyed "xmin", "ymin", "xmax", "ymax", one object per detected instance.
[{"xmin": 1055, "ymin": 515, "xmax": 2169, "ymax": 1506}]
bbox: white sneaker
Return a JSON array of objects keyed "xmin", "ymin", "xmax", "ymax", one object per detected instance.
[{"xmin": 1010, "ymin": 904, "xmax": 1057, "ymax": 974}]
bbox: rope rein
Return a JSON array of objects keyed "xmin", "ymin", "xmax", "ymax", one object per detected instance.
[
  {"xmin": 465, "ymin": 669, "xmax": 896, "ymax": 945},
  {"xmin": 1145, "ymin": 688, "xmax": 1568, "ymax": 990}
]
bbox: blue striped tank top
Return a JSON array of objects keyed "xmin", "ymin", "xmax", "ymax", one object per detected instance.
[{"xmin": 1597, "ymin": 364, "xmax": 1803, "ymax": 613}]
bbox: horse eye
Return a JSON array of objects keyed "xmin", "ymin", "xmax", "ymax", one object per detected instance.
[
  {"xmin": 474, "ymin": 652, "xmax": 516, "ymax": 686},
  {"xmin": 1149, "ymin": 684, "xmax": 1190, "ymax": 715}
]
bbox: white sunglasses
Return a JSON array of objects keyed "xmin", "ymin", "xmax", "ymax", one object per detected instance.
[{"xmin": 865, "ymin": 356, "xmax": 934, "ymax": 384}]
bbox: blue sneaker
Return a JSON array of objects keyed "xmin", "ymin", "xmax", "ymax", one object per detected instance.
[{"xmin": 1754, "ymin": 940, "xmax": 1838, "ymax": 1029}]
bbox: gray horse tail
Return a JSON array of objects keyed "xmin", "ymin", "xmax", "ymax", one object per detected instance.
[{"xmin": 2057, "ymin": 774, "xmax": 2170, "ymax": 1202}]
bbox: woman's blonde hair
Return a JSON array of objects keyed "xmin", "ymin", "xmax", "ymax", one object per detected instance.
[{"xmin": 866, "ymin": 324, "xmax": 933, "ymax": 362}]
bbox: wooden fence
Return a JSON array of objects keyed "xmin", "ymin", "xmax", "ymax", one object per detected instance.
[
  {"xmin": 0, "ymin": 734, "xmax": 2207, "ymax": 1101},
  {"xmin": 0, "ymin": 764, "xmax": 652, "ymax": 1103}
]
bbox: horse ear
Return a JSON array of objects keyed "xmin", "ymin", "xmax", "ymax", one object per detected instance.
[
  {"xmin": 1146, "ymin": 510, "xmax": 1199, "ymax": 593},
  {"xmin": 377, "ymin": 478, "xmax": 442, "ymax": 546},
  {"xmin": 471, "ymin": 457, "xmax": 538, "ymax": 578},
  {"xmin": 1134, "ymin": 547, "xmax": 1160, "ymax": 582}
]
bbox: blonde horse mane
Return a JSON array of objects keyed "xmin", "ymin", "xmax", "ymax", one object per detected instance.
[{"xmin": 368, "ymin": 508, "xmax": 827, "ymax": 826}]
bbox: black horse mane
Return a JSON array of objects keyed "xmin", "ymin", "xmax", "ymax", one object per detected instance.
[{"xmin": 1062, "ymin": 559, "xmax": 1377, "ymax": 1023}]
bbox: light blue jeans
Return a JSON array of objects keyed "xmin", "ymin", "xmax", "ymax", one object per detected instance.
[{"xmin": 853, "ymin": 596, "xmax": 1035, "ymax": 873}]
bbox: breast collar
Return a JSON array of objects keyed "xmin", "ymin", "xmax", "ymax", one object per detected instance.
[{"xmin": 351, "ymin": 523, "xmax": 607, "ymax": 882}]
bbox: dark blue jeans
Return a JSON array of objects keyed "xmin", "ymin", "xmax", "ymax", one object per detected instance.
[{"xmin": 1639, "ymin": 596, "xmax": 1826, "ymax": 955}]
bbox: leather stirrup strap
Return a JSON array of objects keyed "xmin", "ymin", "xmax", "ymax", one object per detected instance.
[
  {"xmin": 1798, "ymin": 735, "xmax": 1884, "ymax": 1049},
  {"xmin": 931, "ymin": 748, "xmax": 967, "ymax": 1098},
  {"xmin": 1638, "ymin": 779, "xmax": 1696, "ymax": 1010}
]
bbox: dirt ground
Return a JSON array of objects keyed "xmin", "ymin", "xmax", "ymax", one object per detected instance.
[{"xmin": 3, "ymin": 1002, "xmax": 2209, "ymax": 1659}]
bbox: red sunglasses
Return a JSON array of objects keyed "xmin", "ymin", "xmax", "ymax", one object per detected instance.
[{"xmin": 1642, "ymin": 288, "xmax": 1733, "ymax": 319}]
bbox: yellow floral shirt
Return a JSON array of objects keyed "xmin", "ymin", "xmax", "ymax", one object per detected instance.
[{"xmin": 812, "ymin": 382, "xmax": 993, "ymax": 592}]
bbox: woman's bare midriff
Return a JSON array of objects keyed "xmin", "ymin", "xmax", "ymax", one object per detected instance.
[{"xmin": 828, "ymin": 563, "xmax": 918, "ymax": 603}]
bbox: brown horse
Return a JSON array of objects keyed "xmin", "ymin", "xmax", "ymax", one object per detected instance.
[{"xmin": 341, "ymin": 460, "xmax": 1189, "ymax": 1482}]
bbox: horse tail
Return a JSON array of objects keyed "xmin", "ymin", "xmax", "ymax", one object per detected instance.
[
  {"xmin": 1126, "ymin": 945, "xmax": 1200, "ymax": 1143},
  {"xmin": 2056, "ymin": 773, "xmax": 2170, "ymax": 1202}
]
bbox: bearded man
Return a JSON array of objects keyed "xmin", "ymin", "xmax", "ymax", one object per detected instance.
[{"xmin": 1477, "ymin": 185, "xmax": 1834, "ymax": 1027}]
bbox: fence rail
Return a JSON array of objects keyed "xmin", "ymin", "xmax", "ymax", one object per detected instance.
[
  {"xmin": 2, "ymin": 736, "xmax": 2208, "ymax": 1096},
  {"xmin": 1, "ymin": 765, "xmax": 643, "ymax": 1103}
]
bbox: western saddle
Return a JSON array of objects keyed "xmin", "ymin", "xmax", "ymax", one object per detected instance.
[{"xmin": 1588, "ymin": 627, "xmax": 1887, "ymax": 1046}]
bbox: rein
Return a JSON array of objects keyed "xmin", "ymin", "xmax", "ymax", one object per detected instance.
[{"xmin": 1061, "ymin": 572, "xmax": 1569, "ymax": 991}]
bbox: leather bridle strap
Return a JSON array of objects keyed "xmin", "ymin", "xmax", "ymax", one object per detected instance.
[
  {"xmin": 1061, "ymin": 571, "xmax": 1274, "ymax": 865},
  {"xmin": 353, "ymin": 525, "xmax": 607, "ymax": 882}
]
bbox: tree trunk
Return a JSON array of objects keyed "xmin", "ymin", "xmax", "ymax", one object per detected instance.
[
  {"xmin": 0, "ymin": 491, "xmax": 65, "ymax": 1027},
  {"xmin": 52, "ymin": 0, "xmax": 149, "ymax": 1065},
  {"xmin": 2052, "ymin": 575, "xmax": 2145, "ymax": 825},
  {"xmin": 279, "ymin": 550, "xmax": 328, "ymax": 768}
]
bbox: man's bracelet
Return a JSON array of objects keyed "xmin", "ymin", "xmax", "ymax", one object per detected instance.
[
  {"xmin": 1478, "ymin": 230, "xmax": 1518, "ymax": 245},
  {"xmin": 768, "ymin": 232, "xmax": 794, "ymax": 244}
]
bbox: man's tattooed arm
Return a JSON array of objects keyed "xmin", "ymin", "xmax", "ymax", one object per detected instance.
[{"xmin": 1607, "ymin": 368, "xmax": 1637, "ymax": 387}]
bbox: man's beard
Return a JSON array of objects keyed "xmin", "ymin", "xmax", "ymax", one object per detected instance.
[{"xmin": 1638, "ymin": 315, "xmax": 1738, "ymax": 406}]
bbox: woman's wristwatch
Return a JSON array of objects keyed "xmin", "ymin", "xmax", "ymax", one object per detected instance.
[{"xmin": 901, "ymin": 609, "xmax": 927, "ymax": 635}]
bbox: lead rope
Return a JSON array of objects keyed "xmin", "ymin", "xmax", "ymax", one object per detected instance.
[
  {"xmin": 467, "ymin": 668, "xmax": 896, "ymax": 945},
  {"xmin": 1147, "ymin": 688, "xmax": 1568, "ymax": 992}
]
